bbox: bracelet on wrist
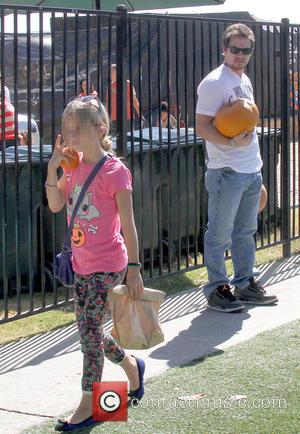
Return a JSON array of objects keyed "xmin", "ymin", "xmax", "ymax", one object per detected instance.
[
  {"xmin": 45, "ymin": 181, "xmax": 57, "ymax": 188},
  {"xmin": 127, "ymin": 262, "xmax": 141, "ymax": 268}
]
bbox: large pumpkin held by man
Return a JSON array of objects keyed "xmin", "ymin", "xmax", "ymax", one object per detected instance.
[{"xmin": 214, "ymin": 98, "xmax": 259, "ymax": 138}]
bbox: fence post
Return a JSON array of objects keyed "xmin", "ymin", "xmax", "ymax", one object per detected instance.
[
  {"xmin": 116, "ymin": 5, "xmax": 128, "ymax": 159},
  {"xmin": 280, "ymin": 18, "xmax": 291, "ymax": 257}
]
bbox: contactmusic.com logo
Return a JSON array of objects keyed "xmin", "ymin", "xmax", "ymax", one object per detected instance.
[{"xmin": 92, "ymin": 381, "xmax": 128, "ymax": 421}]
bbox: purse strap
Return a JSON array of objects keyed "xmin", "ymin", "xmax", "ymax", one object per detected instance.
[{"xmin": 63, "ymin": 154, "xmax": 109, "ymax": 250}]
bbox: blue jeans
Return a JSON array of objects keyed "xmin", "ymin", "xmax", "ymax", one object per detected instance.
[{"xmin": 203, "ymin": 167, "xmax": 262, "ymax": 299}]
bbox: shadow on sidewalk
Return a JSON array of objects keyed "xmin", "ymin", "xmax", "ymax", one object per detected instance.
[
  {"xmin": 256, "ymin": 254, "xmax": 300, "ymax": 286},
  {"xmin": 150, "ymin": 254, "xmax": 300, "ymax": 366},
  {"xmin": 150, "ymin": 307, "xmax": 250, "ymax": 367}
]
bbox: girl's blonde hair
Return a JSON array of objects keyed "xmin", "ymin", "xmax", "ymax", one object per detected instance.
[{"xmin": 62, "ymin": 97, "xmax": 113, "ymax": 152}]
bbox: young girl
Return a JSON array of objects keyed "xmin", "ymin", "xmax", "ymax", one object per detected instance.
[
  {"xmin": 78, "ymin": 78, "xmax": 98, "ymax": 97},
  {"xmin": 46, "ymin": 96, "xmax": 145, "ymax": 431},
  {"xmin": 157, "ymin": 101, "xmax": 177, "ymax": 129}
]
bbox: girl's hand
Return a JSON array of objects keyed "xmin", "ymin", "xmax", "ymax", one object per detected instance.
[
  {"xmin": 126, "ymin": 268, "xmax": 144, "ymax": 300},
  {"xmin": 48, "ymin": 134, "xmax": 66, "ymax": 170}
]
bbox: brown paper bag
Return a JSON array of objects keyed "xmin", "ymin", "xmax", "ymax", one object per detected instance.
[{"xmin": 108, "ymin": 285, "xmax": 166, "ymax": 350}]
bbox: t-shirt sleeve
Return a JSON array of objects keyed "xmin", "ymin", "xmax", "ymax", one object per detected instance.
[
  {"xmin": 105, "ymin": 161, "xmax": 133, "ymax": 196},
  {"xmin": 196, "ymin": 79, "xmax": 225, "ymax": 117}
]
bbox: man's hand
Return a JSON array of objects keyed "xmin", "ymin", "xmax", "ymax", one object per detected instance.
[{"xmin": 232, "ymin": 130, "xmax": 253, "ymax": 147}]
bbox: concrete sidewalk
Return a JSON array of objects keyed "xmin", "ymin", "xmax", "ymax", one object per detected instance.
[{"xmin": 0, "ymin": 255, "xmax": 300, "ymax": 434}]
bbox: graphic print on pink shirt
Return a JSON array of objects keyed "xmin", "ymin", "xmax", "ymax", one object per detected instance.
[
  {"xmin": 65, "ymin": 156, "xmax": 132, "ymax": 274},
  {"xmin": 67, "ymin": 183, "xmax": 101, "ymax": 247}
]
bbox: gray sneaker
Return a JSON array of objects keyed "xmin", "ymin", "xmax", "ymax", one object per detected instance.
[
  {"xmin": 234, "ymin": 278, "xmax": 278, "ymax": 305},
  {"xmin": 207, "ymin": 285, "xmax": 245, "ymax": 313}
]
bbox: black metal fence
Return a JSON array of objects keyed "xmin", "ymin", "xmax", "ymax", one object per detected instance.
[{"xmin": 0, "ymin": 4, "xmax": 299, "ymax": 323}]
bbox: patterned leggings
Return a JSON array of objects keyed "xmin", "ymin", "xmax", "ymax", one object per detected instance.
[{"xmin": 73, "ymin": 269, "xmax": 127, "ymax": 392}]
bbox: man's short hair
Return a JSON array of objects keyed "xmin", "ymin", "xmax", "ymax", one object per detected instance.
[{"xmin": 223, "ymin": 23, "xmax": 255, "ymax": 49}]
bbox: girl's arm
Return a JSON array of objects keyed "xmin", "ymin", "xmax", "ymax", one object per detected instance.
[
  {"xmin": 46, "ymin": 134, "xmax": 68, "ymax": 213},
  {"xmin": 116, "ymin": 189, "xmax": 144, "ymax": 299}
]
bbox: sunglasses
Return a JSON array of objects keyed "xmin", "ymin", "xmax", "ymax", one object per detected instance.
[
  {"xmin": 74, "ymin": 95, "xmax": 105, "ymax": 113},
  {"xmin": 228, "ymin": 46, "xmax": 253, "ymax": 55}
]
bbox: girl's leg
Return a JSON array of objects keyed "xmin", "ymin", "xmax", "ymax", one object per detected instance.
[
  {"xmin": 68, "ymin": 272, "xmax": 122, "ymax": 423},
  {"xmin": 69, "ymin": 270, "xmax": 140, "ymax": 423},
  {"xmin": 119, "ymin": 355, "xmax": 141, "ymax": 391},
  {"xmin": 102, "ymin": 329, "xmax": 141, "ymax": 393}
]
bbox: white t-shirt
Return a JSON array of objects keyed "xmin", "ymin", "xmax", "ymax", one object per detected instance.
[{"xmin": 196, "ymin": 63, "xmax": 262, "ymax": 173}]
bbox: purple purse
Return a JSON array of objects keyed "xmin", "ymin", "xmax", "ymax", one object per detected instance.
[
  {"xmin": 53, "ymin": 155, "xmax": 109, "ymax": 286},
  {"xmin": 53, "ymin": 248, "xmax": 74, "ymax": 287}
]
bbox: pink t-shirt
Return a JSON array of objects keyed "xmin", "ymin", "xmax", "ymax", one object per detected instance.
[{"xmin": 64, "ymin": 155, "xmax": 132, "ymax": 274}]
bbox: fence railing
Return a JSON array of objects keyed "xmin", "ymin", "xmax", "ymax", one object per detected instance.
[{"xmin": 0, "ymin": 4, "xmax": 299, "ymax": 323}]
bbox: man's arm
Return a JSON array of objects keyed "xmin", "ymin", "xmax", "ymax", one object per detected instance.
[
  {"xmin": 196, "ymin": 114, "xmax": 231, "ymax": 145},
  {"xmin": 196, "ymin": 113, "xmax": 252, "ymax": 147}
]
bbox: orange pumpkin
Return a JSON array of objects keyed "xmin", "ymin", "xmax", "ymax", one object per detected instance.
[
  {"xmin": 60, "ymin": 147, "xmax": 80, "ymax": 170},
  {"xmin": 214, "ymin": 98, "xmax": 259, "ymax": 138},
  {"xmin": 258, "ymin": 184, "xmax": 268, "ymax": 213}
]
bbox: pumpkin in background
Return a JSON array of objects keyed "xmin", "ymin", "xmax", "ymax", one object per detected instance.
[
  {"xmin": 60, "ymin": 147, "xmax": 80, "ymax": 170},
  {"xmin": 214, "ymin": 98, "xmax": 259, "ymax": 138},
  {"xmin": 258, "ymin": 184, "xmax": 268, "ymax": 213}
]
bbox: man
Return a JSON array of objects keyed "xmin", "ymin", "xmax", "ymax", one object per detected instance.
[
  {"xmin": 196, "ymin": 23, "xmax": 278, "ymax": 313},
  {"xmin": 106, "ymin": 64, "xmax": 141, "ymax": 132}
]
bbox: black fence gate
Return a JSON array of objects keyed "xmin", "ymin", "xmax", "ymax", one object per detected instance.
[{"xmin": 0, "ymin": 4, "xmax": 299, "ymax": 323}]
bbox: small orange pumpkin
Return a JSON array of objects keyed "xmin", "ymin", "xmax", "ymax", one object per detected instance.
[
  {"xmin": 60, "ymin": 147, "xmax": 80, "ymax": 170},
  {"xmin": 214, "ymin": 98, "xmax": 259, "ymax": 138},
  {"xmin": 258, "ymin": 184, "xmax": 268, "ymax": 213}
]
